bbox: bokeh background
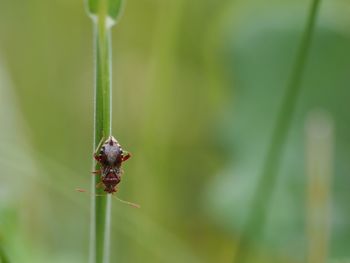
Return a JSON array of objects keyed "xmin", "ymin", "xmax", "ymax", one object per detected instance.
[{"xmin": 0, "ymin": 0, "xmax": 349, "ymax": 262}]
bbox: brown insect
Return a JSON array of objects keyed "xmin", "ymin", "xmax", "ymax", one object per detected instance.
[
  {"xmin": 93, "ymin": 136, "xmax": 131, "ymax": 193},
  {"xmin": 78, "ymin": 135, "xmax": 139, "ymax": 208}
]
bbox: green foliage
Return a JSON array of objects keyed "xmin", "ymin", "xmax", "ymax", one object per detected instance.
[{"xmin": 233, "ymin": 0, "xmax": 322, "ymax": 261}]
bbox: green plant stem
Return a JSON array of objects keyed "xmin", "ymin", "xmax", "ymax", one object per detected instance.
[
  {"xmin": 0, "ymin": 245, "xmax": 10, "ymax": 263},
  {"xmin": 233, "ymin": 0, "xmax": 322, "ymax": 262},
  {"xmin": 90, "ymin": 2, "xmax": 113, "ymax": 263}
]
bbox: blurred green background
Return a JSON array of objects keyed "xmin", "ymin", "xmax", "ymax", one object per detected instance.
[{"xmin": 0, "ymin": 0, "xmax": 349, "ymax": 262}]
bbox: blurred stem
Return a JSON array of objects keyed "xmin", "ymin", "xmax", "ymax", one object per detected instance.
[
  {"xmin": 0, "ymin": 245, "xmax": 10, "ymax": 263},
  {"xmin": 305, "ymin": 111, "xmax": 333, "ymax": 263},
  {"xmin": 233, "ymin": 0, "xmax": 322, "ymax": 262},
  {"xmin": 90, "ymin": 1, "xmax": 112, "ymax": 263}
]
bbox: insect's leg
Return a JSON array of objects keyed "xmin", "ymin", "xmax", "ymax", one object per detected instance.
[
  {"xmin": 93, "ymin": 136, "xmax": 106, "ymax": 160},
  {"xmin": 121, "ymin": 151, "xmax": 131, "ymax": 162},
  {"xmin": 75, "ymin": 188, "xmax": 107, "ymax": 197},
  {"xmin": 92, "ymin": 169, "xmax": 102, "ymax": 175},
  {"xmin": 76, "ymin": 188, "xmax": 88, "ymax": 193},
  {"xmin": 113, "ymin": 195, "xmax": 140, "ymax": 208}
]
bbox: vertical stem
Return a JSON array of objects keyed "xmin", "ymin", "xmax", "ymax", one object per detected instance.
[
  {"xmin": 305, "ymin": 111, "xmax": 333, "ymax": 263},
  {"xmin": 90, "ymin": 2, "xmax": 113, "ymax": 262},
  {"xmin": 233, "ymin": 0, "xmax": 322, "ymax": 262}
]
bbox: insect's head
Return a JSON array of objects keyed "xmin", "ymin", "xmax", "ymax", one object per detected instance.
[{"xmin": 107, "ymin": 136, "xmax": 118, "ymax": 146}]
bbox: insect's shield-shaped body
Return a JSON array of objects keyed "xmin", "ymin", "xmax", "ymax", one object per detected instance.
[
  {"xmin": 106, "ymin": 139, "xmax": 123, "ymax": 165},
  {"xmin": 98, "ymin": 136, "xmax": 123, "ymax": 167}
]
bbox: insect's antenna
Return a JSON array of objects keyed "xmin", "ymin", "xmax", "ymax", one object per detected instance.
[
  {"xmin": 76, "ymin": 188, "xmax": 140, "ymax": 208},
  {"xmin": 75, "ymin": 188, "xmax": 107, "ymax": 197},
  {"xmin": 76, "ymin": 188, "xmax": 88, "ymax": 193},
  {"xmin": 113, "ymin": 195, "xmax": 140, "ymax": 209}
]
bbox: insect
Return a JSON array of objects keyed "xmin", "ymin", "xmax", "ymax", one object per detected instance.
[
  {"xmin": 93, "ymin": 135, "xmax": 131, "ymax": 194},
  {"xmin": 77, "ymin": 136, "xmax": 139, "ymax": 208}
]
